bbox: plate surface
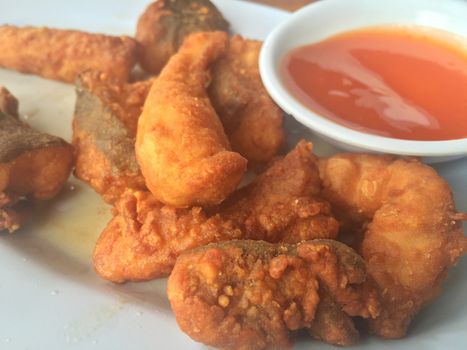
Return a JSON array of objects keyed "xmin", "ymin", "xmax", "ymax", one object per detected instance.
[{"xmin": 0, "ymin": 1, "xmax": 465, "ymax": 349}]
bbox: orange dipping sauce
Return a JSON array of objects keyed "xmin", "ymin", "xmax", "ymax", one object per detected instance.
[{"xmin": 282, "ymin": 27, "xmax": 467, "ymax": 141}]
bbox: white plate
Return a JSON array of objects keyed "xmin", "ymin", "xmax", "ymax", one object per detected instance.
[{"xmin": 0, "ymin": 1, "xmax": 465, "ymax": 349}]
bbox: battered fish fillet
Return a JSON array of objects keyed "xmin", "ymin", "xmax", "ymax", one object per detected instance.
[
  {"xmin": 0, "ymin": 88, "xmax": 73, "ymax": 232},
  {"xmin": 72, "ymin": 71, "xmax": 153, "ymax": 204},
  {"xmin": 136, "ymin": 31, "xmax": 247, "ymax": 207},
  {"xmin": 136, "ymin": 0, "xmax": 229, "ymax": 74},
  {"xmin": 93, "ymin": 141, "xmax": 339, "ymax": 282},
  {"xmin": 209, "ymin": 35, "xmax": 285, "ymax": 165},
  {"xmin": 0, "ymin": 26, "xmax": 137, "ymax": 83},
  {"xmin": 168, "ymin": 240, "xmax": 380, "ymax": 350},
  {"xmin": 319, "ymin": 154, "xmax": 467, "ymax": 338}
]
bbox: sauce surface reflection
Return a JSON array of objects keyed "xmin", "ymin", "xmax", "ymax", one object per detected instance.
[{"xmin": 282, "ymin": 27, "xmax": 467, "ymax": 141}]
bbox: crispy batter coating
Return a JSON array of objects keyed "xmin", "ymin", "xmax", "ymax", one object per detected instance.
[
  {"xmin": 209, "ymin": 35, "xmax": 285, "ymax": 165},
  {"xmin": 72, "ymin": 71, "xmax": 153, "ymax": 204},
  {"xmin": 308, "ymin": 288, "xmax": 360, "ymax": 346},
  {"xmin": 136, "ymin": 0, "xmax": 229, "ymax": 74},
  {"xmin": 168, "ymin": 239, "xmax": 380, "ymax": 350},
  {"xmin": 74, "ymin": 37, "xmax": 283, "ymax": 194},
  {"xmin": 319, "ymin": 154, "xmax": 467, "ymax": 338},
  {"xmin": 215, "ymin": 141, "xmax": 338, "ymax": 243},
  {"xmin": 0, "ymin": 90, "xmax": 73, "ymax": 231},
  {"xmin": 136, "ymin": 31, "xmax": 247, "ymax": 207},
  {"xmin": 0, "ymin": 124, "xmax": 72, "ymax": 200},
  {"xmin": 93, "ymin": 190, "xmax": 242, "ymax": 281},
  {"xmin": 0, "ymin": 25, "xmax": 137, "ymax": 83},
  {"xmin": 93, "ymin": 141, "xmax": 339, "ymax": 282}
]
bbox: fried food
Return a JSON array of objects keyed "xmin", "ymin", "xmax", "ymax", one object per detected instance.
[
  {"xmin": 72, "ymin": 71, "xmax": 153, "ymax": 204},
  {"xmin": 93, "ymin": 141, "xmax": 339, "ymax": 282},
  {"xmin": 318, "ymin": 154, "xmax": 467, "ymax": 338},
  {"xmin": 75, "ymin": 38, "xmax": 283, "ymax": 204},
  {"xmin": 209, "ymin": 35, "xmax": 284, "ymax": 165},
  {"xmin": 136, "ymin": 0, "xmax": 229, "ymax": 74},
  {"xmin": 75, "ymin": 37, "xmax": 284, "ymax": 196},
  {"xmin": 136, "ymin": 31, "xmax": 247, "ymax": 207},
  {"xmin": 0, "ymin": 89, "xmax": 73, "ymax": 232},
  {"xmin": 167, "ymin": 239, "xmax": 380, "ymax": 350},
  {"xmin": 216, "ymin": 141, "xmax": 338, "ymax": 243},
  {"xmin": 0, "ymin": 25, "xmax": 137, "ymax": 83},
  {"xmin": 93, "ymin": 190, "xmax": 242, "ymax": 281},
  {"xmin": 308, "ymin": 287, "xmax": 360, "ymax": 346}
]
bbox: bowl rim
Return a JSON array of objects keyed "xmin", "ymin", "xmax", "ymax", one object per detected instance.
[{"xmin": 259, "ymin": 0, "xmax": 467, "ymax": 156}]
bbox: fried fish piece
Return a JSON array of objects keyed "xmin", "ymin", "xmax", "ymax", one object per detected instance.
[
  {"xmin": 167, "ymin": 239, "xmax": 380, "ymax": 350},
  {"xmin": 0, "ymin": 25, "xmax": 137, "ymax": 83},
  {"xmin": 319, "ymin": 154, "xmax": 467, "ymax": 338},
  {"xmin": 136, "ymin": 0, "xmax": 229, "ymax": 74},
  {"xmin": 136, "ymin": 31, "xmax": 247, "ymax": 207},
  {"xmin": 72, "ymin": 71, "xmax": 153, "ymax": 204},
  {"xmin": 93, "ymin": 141, "xmax": 339, "ymax": 282},
  {"xmin": 209, "ymin": 35, "xmax": 285, "ymax": 165},
  {"xmin": 0, "ymin": 89, "xmax": 73, "ymax": 231}
]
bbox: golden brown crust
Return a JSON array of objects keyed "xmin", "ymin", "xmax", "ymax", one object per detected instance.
[
  {"xmin": 0, "ymin": 25, "xmax": 137, "ymax": 83},
  {"xmin": 93, "ymin": 141, "xmax": 339, "ymax": 282},
  {"xmin": 72, "ymin": 72, "xmax": 153, "ymax": 204},
  {"xmin": 0, "ymin": 108, "xmax": 73, "ymax": 232},
  {"xmin": 136, "ymin": 31, "xmax": 247, "ymax": 207},
  {"xmin": 0, "ymin": 111, "xmax": 70, "ymax": 165},
  {"xmin": 136, "ymin": 0, "xmax": 229, "ymax": 74},
  {"xmin": 167, "ymin": 239, "xmax": 379, "ymax": 349},
  {"xmin": 319, "ymin": 154, "xmax": 467, "ymax": 338},
  {"xmin": 216, "ymin": 140, "xmax": 339, "ymax": 242},
  {"xmin": 93, "ymin": 190, "xmax": 242, "ymax": 282},
  {"xmin": 308, "ymin": 288, "xmax": 360, "ymax": 346},
  {"xmin": 209, "ymin": 35, "xmax": 285, "ymax": 165},
  {"xmin": 1, "ymin": 145, "xmax": 73, "ymax": 200}
]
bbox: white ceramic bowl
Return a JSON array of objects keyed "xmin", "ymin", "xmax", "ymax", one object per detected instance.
[{"xmin": 260, "ymin": 0, "xmax": 467, "ymax": 162}]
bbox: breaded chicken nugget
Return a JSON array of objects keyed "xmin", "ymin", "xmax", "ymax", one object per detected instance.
[
  {"xmin": 319, "ymin": 154, "xmax": 467, "ymax": 338},
  {"xmin": 93, "ymin": 141, "xmax": 339, "ymax": 282},
  {"xmin": 168, "ymin": 239, "xmax": 380, "ymax": 350},
  {"xmin": 136, "ymin": 31, "xmax": 247, "ymax": 207},
  {"xmin": 0, "ymin": 25, "xmax": 137, "ymax": 83},
  {"xmin": 209, "ymin": 35, "xmax": 285, "ymax": 165}
]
